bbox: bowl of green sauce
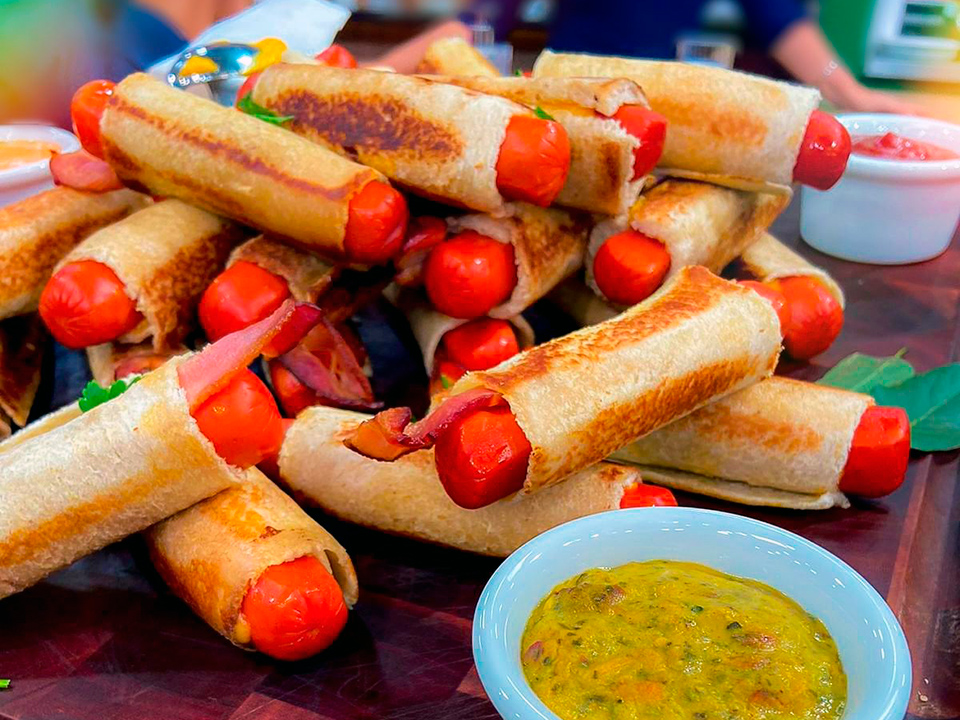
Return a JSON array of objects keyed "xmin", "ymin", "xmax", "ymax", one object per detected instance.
[{"xmin": 473, "ymin": 508, "xmax": 910, "ymax": 720}]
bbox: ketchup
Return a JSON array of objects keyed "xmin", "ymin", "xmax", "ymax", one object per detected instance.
[{"xmin": 851, "ymin": 133, "xmax": 958, "ymax": 162}]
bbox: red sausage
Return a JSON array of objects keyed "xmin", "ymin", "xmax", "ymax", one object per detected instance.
[
  {"xmin": 619, "ymin": 483, "xmax": 678, "ymax": 508},
  {"xmin": 495, "ymin": 115, "xmax": 570, "ymax": 207},
  {"xmin": 737, "ymin": 280, "xmax": 790, "ymax": 334},
  {"xmin": 441, "ymin": 318, "xmax": 520, "ymax": 371},
  {"xmin": 191, "ymin": 369, "xmax": 285, "ymax": 468},
  {"xmin": 70, "ymin": 80, "xmax": 115, "ymax": 159},
  {"xmin": 609, "ymin": 106, "xmax": 668, "ymax": 180},
  {"xmin": 423, "ymin": 231, "xmax": 517, "ymax": 319},
  {"xmin": 343, "ymin": 181, "xmax": 408, "ymax": 265},
  {"xmin": 434, "ymin": 406, "xmax": 532, "ymax": 509},
  {"xmin": 241, "ymin": 555, "xmax": 348, "ymax": 661},
  {"xmin": 792, "ymin": 110, "xmax": 851, "ymax": 191},
  {"xmin": 592, "ymin": 230, "xmax": 671, "ymax": 306},
  {"xmin": 770, "ymin": 276, "xmax": 843, "ymax": 360},
  {"xmin": 39, "ymin": 261, "xmax": 142, "ymax": 349},
  {"xmin": 199, "ymin": 261, "xmax": 292, "ymax": 342},
  {"xmin": 838, "ymin": 406, "xmax": 910, "ymax": 498}
]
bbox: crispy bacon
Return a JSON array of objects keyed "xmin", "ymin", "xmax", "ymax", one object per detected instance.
[
  {"xmin": 395, "ymin": 216, "xmax": 446, "ymax": 287},
  {"xmin": 261, "ymin": 303, "xmax": 324, "ymax": 359},
  {"xmin": 50, "ymin": 150, "xmax": 123, "ymax": 192},
  {"xmin": 344, "ymin": 387, "xmax": 503, "ymax": 461},
  {"xmin": 178, "ymin": 300, "xmax": 321, "ymax": 411}
]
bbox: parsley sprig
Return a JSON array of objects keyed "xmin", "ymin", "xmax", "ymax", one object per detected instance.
[
  {"xmin": 533, "ymin": 106, "xmax": 555, "ymax": 121},
  {"xmin": 237, "ymin": 94, "xmax": 293, "ymax": 126},
  {"xmin": 78, "ymin": 377, "xmax": 141, "ymax": 413}
]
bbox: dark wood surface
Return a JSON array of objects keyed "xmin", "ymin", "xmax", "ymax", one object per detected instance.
[{"xmin": 0, "ymin": 199, "xmax": 957, "ymax": 720}]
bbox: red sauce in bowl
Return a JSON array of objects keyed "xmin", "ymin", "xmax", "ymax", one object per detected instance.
[{"xmin": 851, "ymin": 132, "xmax": 958, "ymax": 162}]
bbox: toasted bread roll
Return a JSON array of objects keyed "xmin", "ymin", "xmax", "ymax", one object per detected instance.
[
  {"xmin": 227, "ymin": 235, "xmax": 337, "ymax": 304},
  {"xmin": 146, "ymin": 468, "xmax": 358, "ymax": 649},
  {"xmin": 533, "ymin": 51, "xmax": 821, "ymax": 193},
  {"xmin": 739, "ymin": 233, "xmax": 844, "ymax": 307},
  {"xmin": 416, "ymin": 37, "xmax": 500, "ymax": 77},
  {"xmin": 0, "ymin": 187, "xmax": 148, "ymax": 320},
  {"xmin": 280, "ymin": 406, "xmax": 642, "ymax": 557},
  {"xmin": 86, "ymin": 340, "xmax": 187, "ymax": 386}
]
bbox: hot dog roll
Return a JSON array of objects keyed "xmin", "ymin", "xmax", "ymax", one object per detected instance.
[
  {"xmin": 415, "ymin": 37, "xmax": 500, "ymax": 77},
  {"xmin": 739, "ymin": 232, "xmax": 844, "ymax": 307},
  {"xmin": 0, "ymin": 359, "xmax": 240, "ymax": 599},
  {"xmin": 0, "ymin": 314, "xmax": 46, "ymax": 436},
  {"xmin": 532, "ymin": 51, "xmax": 851, "ymax": 192},
  {"xmin": 0, "ymin": 187, "xmax": 148, "ymax": 320},
  {"xmin": 89, "ymin": 73, "xmax": 404, "ymax": 264},
  {"xmin": 428, "ymin": 76, "xmax": 661, "ymax": 216},
  {"xmin": 611, "ymin": 377, "xmax": 911, "ymax": 509},
  {"xmin": 86, "ymin": 341, "xmax": 187, "ymax": 386},
  {"xmin": 425, "ymin": 203, "xmax": 590, "ymax": 320},
  {"xmin": 44, "ymin": 200, "xmax": 243, "ymax": 350},
  {"xmin": 348, "ymin": 266, "xmax": 781, "ymax": 508},
  {"xmin": 280, "ymin": 406, "xmax": 643, "ymax": 557},
  {"xmin": 250, "ymin": 64, "xmax": 570, "ymax": 212},
  {"xmin": 587, "ymin": 179, "xmax": 788, "ymax": 308},
  {"xmin": 146, "ymin": 468, "xmax": 359, "ymax": 655},
  {"xmin": 228, "ymin": 235, "xmax": 337, "ymax": 304}
]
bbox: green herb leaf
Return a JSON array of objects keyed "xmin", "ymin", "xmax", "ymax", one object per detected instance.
[
  {"xmin": 79, "ymin": 376, "xmax": 141, "ymax": 413},
  {"xmin": 440, "ymin": 374, "xmax": 453, "ymax": 390},
  {"xmin": 237, "ymin": 94, "xmax": 293, "ymax": 126},
  {"xmin": 0, "ymin": 679, "xmax": 10, "ymax": 689},
  {"xmin": 533, "ymin": 105, "xmax": 555, "ymax": 121},
  {"xmin": 818, "ymin": 349, "xmax": 914, "ymax": 393},
  {"xmin": 515, "ymin": 68, "xmax": 523, "ymax": 76},
  {"xmin": 873, "ymin": 364, "xmax": 960, "ymax": 451}
]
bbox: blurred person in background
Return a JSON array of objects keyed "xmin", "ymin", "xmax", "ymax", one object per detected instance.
[{"xmin": 473, "ymin": 0, "xmax": 922, "ymax": 115}]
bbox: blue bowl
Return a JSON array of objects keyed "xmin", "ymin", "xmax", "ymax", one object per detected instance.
[{"xmin": 474, "ymin": 508, "xmax": 910, "ymax": 720}]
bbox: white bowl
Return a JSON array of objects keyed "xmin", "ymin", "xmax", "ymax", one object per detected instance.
[
  {"xmin": 0, "ymin": 125, "xmax": 81, "ymax": 208},
  {"xmin": 800, "ymin": 114, "xmax": 960, "ymax": 264},
  {"xmin": 474, "ymin": 508, "xmax": 911, "ymax": 720}
]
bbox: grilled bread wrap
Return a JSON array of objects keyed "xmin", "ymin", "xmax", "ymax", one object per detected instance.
[
  {"xmin": 430, "ymin": 76, "xmax": 650, "ymax": 215},
  {"xmin": 0, "ymin": 314, "xmax": 46, "ymax": 436},
  {"xmin": 145, "ymin": 468, "xmax": 359, "ymax": 650},
  {"xmin": 251, "ymin": 64, "xmax": 533, "ymax": 214},
  {"xmin": 100, "ymin": 73, "xmax": 386, "ymax": 260},
  {"xmin": 228, "ymin": 235, "xmax": 337, "ymax": 303},
  {"xmin": 86, "ymin": 341, "xmax": 187, "ymax": 386},
  {"xmin": 0, "ymin": 187, "xmax": 147, "ymax": 320},
  {"xmin": 532, "ymin": 51, "xmax": 821, "ymax": 193},
  {"xmin": 441, "ymin": 266, "xmax": 781, "ymax": 494},
  {"xmin": 587, "ymin": 179, "xmax": 789, "ymax": 305},
  {"xmin": 281, "ymin": 406, "xmax": 643, "ymax": 557},
  {"xmin": 612, "ymin": 377, "xmax": 872, "ymax": 510},
  {"xmin": 739, "ymin": 232, "xmax": 844, "ymax": 307},
  {"xmin": 398, "ymin": 293, "xmax": 534, "ymax": 375},
  {"xmin": 56, "ymin": 200, "xmax": 243, "ymax": 350},
  {"xmin": 448, "ymin": 203, "xmax": 590, "ymax": 318},
  {"xmin": 415, "ymin": 37, "xmax": 500, "ymax": 77},
  {"xmin": 0, "ymin": 358, "xmax": 241, "ymax": 599}
]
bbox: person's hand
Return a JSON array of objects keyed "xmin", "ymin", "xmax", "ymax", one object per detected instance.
[{"xmin": 834, "ymin": 85, "xmax": 931, "ymax": 117}]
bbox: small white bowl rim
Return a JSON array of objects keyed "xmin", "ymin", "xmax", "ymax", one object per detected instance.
[
  {"xmin": 473, "ymin": 507, "xmax": 911, "ymax": 720},
  {"xmin": 0, "ymin": 125, "xmax": 80, "ymax": 190},
  {"xmin": 839, "ymin": 113, "xmax": 960, "ymax": 180}
]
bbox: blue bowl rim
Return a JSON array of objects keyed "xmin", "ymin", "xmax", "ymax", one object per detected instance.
[{"xmin": 473, "ymin": 506, "xmax": 911, "ymax": 720}]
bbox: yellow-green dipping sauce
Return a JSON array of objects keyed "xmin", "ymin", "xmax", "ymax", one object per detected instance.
[{"xmin": 521, "ymin": 560, "xmax": 846, "ymax": 720}]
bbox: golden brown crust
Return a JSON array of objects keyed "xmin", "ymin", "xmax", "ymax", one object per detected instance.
[
  {"xmin": 0, "ymin": 314, "xmax": 46, "ymax": 427},
  {"xmin": 102, "ymin": 73, "xmax": 383, "ymax": 259},
  {"xmin": 59, "ymin": 200, "xmax": 243, "ymax": 350},
  {"xmin": 0, "ymin": 187, "xmax": 148, "ymax": 319},
  {"xmin": 415, "ymin": 37, "xmax": 500, "ymax": 77},
  {"xmin": 146, "ymin": 468, "xmax": 358, "ymax": 648},
  {"xmin": 454, "ymin": 266, "xmax": 782, "ymax": 493},
  {"xmin": 253, "ymin": 64, "xmax": 529, "ymax": 213},
  {"xmin": 228, "ymin": 235, "xmax": 337, "ymax": 303}
]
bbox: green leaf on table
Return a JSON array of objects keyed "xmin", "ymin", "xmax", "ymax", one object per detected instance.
[
  {"xmin": 873, "ymin": 364, "xmax": 960, "ymax": 452},
  {"xmin": 236, "ymin": 94, "xmax": 293, "ymax": 126},
  {"xmin": 533, "ymin": 106, "xmax": 555, "ymax": 121},
  {"xmin": 78, "ymin": 376, "xmax": 141, "ymax": 413},
  {"xmin": 817, "ymin": 349, "xmax": 914, "ymax": 393},
  {"xmin": 0, "ymin": 679, "xmax": 10, "ymax": 690}
]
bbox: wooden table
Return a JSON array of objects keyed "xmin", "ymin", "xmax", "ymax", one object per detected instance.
[{"xmin": 0, "ymin": 199, "xmax": 957, "ymax": 720}]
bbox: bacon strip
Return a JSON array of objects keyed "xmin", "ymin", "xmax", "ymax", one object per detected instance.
[
  {"xmin": 50, "ymin": 150, "xmax": 124, "ymax": 192},
  {"xmin": 261, "ymin": 304, "xmax": 324, "ymax": 359},
  {"xmin": 344, "ymin": 387, "xmax": 502, "ymax": 461},
  {"xmin": 395, "ymin": 216, "xmax": 446, "ymax": 287},
  {"xmin": 279, "ymin": 319, "xmax": 381, "ymax": 411},
  {"xmin": 178, "ymin": 300, "xmax": 320, "ymax": 410}
]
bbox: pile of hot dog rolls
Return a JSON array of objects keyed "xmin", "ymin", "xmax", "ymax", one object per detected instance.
[{"xmin": 0, "ymin": 40, "xmax": 909, "ymax": 663}]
